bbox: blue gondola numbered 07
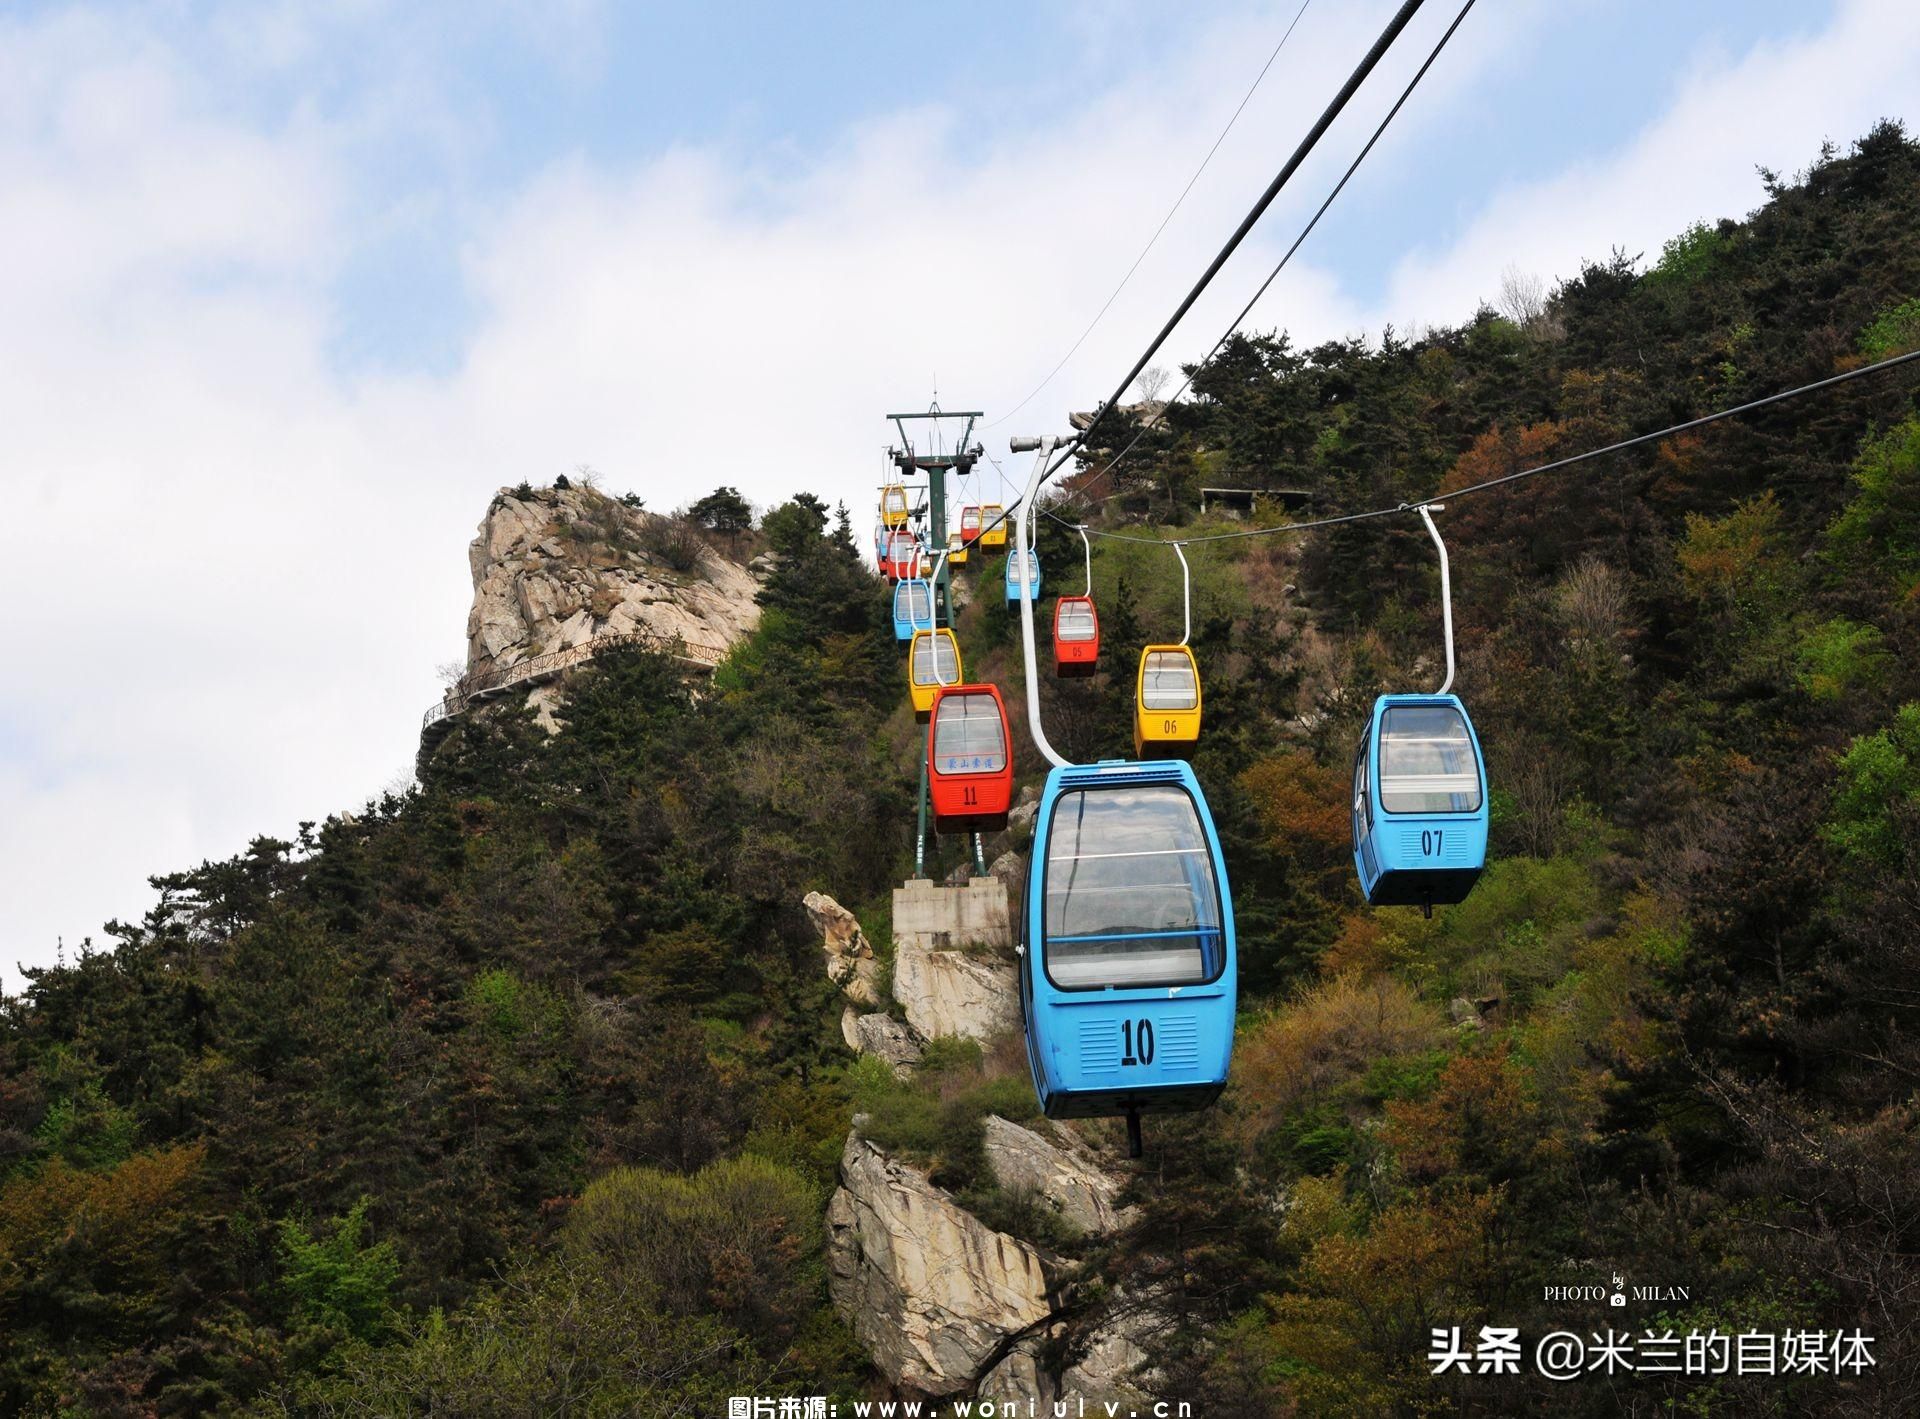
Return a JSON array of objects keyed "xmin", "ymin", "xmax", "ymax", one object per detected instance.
[
  {"xmin": 1351, "ymin": 693, "xmax": 1488, "ymax": 912},
  {"xmin": 1019, "ymin": 759, "xmax": 1236, "ymax": 1122}
]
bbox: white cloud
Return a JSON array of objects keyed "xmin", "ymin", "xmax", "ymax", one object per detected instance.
[
  {"xmin": 1, "ymin": 0, "xmax": 1915, "ymax": 988},
  {"xmin": 1374, "ymin": 0, "xmax": 1920, "ymax": 325}
]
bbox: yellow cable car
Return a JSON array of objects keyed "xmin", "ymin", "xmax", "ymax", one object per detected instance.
[
  {"xmin": 979, "ymin": 502, "xmax": 1007, "ymax": 549},
  {"xmin": 881, "ymin": 481, "xmax": 911, "ymax": 530},
  {"xmin": 1134, "ymin": 644, "xmax": 1202, "ymax": 757},
  {"xmin": 947, "ymin": 530, "xmax": 969, "ymax": 567},
  {"xmin": 908, "ymin": 628, "xmax": 963, "ymax": 720}
]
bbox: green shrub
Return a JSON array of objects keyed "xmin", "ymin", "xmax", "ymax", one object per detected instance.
[
  {"xmin": 566, "ymin": 1153, "xmax": 822, "ymax": 1348},
  {"xmin": 1825, "ymin": 704, "xmax": 1920, "ymax": 871},
  {"xmin": 276, "ymin": 1197, "xmax": 401, "ymax": 1343},
  {"xmin": 1645, "ymin": 220, "xmax": 1729, "ymax": 288},
  {"xmin": 1795, "ymin": 617, "xmax": 1889, "ymax": 701},
  {"xmin": 1858, "ymin": 295, "xmax": 1920, "ymax": 359},
  {"xmin": 1828, "ymin": 416, "xmax": 1920, "ymax": 591}
]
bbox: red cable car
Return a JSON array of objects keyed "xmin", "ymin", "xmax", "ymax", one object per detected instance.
[
  {"xmin": 883, "ymin": 529, "xmax": 918, "ymax": 582},
  {"xmin": 927, "ymin": 684, "xmax": 1014, "ymax": 834},
  {"xmin": 1053, "ymin": 596, "xmax": 1100, "ymax": 677},
  {"xmin": 959, "ymin": 505, "xmax": 983, "ymax": 544}
]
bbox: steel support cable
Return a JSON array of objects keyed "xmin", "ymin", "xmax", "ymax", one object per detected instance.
[
  {"xmin": 1036, "ymin": 0, "xmax": 1428, "ymax": 489},
  {"xmin": 1066, "ymin": 0, "xmax": 1477, "ymax": 506},
  {"xmin": 987, "ymin": 0, "xmax": 1314, "ymax": 431},
  {"xmin": 1039, "ymin": 345, "xmax": 1920, "ymax": 547}
]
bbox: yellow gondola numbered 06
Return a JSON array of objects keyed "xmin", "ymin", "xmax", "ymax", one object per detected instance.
[
  {"xmin": 907, "ymin": 628, "xmax": 963, "ymax": 721},
  {"xmin": 1134, "ymin": 644, "xmax": 1201, "ymax": 758}
]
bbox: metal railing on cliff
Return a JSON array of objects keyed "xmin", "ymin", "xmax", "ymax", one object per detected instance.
[{"xmin": 417, "ymin": 628, "xmax": 729, "ymax": 770}]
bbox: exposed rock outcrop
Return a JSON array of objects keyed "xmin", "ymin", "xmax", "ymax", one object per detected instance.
[
  {"xmin": 892, "ymin": 938, "xmax": 1018, "ymax": 1042},
  {"xmin": 1060, "ymin": 1302, "xmax": 1158, "ymax": 1406},
  {"xmin": 981, "ymin": 1116, "xmax": 1130, "ymax": 1237},
  {"xmin": 987, "ymin": 851, "xmax": 1025, "ymax": 905},
  {"xmin": 464, "ymin": 485, "xmax": 760, "ymax": 680},
  {"xmin": 842, "ymin": 1009, "xmax": 923, "ymax": 1078},
  {"xmin": 978, "ymin": 1336, "xmax": 1058, "ymax": 1408},
  {"xmin": 806, "ymin": 891, "xmax": 882, "ymax": 1008},
  {"xmin": 891, "ymin": 877, "xmax": 1017, "ymax": 1042},
  {"xmin": 826, "ymin": 1135, "xmax": 1054, "ymax": 1396}
]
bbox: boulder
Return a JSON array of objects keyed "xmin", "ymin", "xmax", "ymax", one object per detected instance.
[
  {"xmin": 844, "ymin": 1010, "xmax": 924, "ymax": 1078},
  {"xmin": 806, "ymin": 892, "xmax": 883, "ymax": 1008},
  {"xmin": 827, "ymin": 1135, "xmax": 1054, "ymax": 1397},
  {"xmin": 981, "ymin": 1116, "xmax": 1130, "ymax": 1236}
]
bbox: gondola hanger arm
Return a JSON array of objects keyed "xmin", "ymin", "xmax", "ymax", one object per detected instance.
[
  {"xmin": 1174, "ymin": 541, "xmax": 1192, "ymax": 647},
  {"xmin": 1410, "ymin": 502, "xmax": 1454, "ymax": 696},
  {"xmin": 1010, "ymin": 436, "xmax": 1072, "ymax": 770}
]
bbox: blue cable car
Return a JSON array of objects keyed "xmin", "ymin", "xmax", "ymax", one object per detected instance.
[
  {"xmin": 1005, "ymin": 549, "xmax": 1041, "ymax": 605},
  {"xmin": 1020, "ymin": 759, "xmax": 1236, "ymax": 1151},
  {"xmin": 1351, "ymin": 693, "xmax": 1487, "ymax": 914},
  {"xmin": 891, "ymin": 578, "xmax": 933, "ymax": 642}
]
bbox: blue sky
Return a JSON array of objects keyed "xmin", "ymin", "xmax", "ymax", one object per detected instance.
[{"xmin": 2, "ymin": 0, "xmax": 1915, "ymax": 986}]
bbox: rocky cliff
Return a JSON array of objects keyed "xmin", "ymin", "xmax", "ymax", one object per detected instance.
[
  {"xmin": 807, "ymin": 878, "xmax": 1153, "ymax": 1406},
  {"xmin": 464, "ymin": 484, "xmax": 762, "ymax": 681}
]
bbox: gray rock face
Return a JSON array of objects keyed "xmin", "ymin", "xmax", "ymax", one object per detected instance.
[
  {"xmin": 981, "ymin": 1116, "xmax": 1130, "ymax": 1237},
  {"xmin": 1059, "ymin": 1298, "xmax": 1160, "ymax": 1406},
  {"xmin": 892, "ymin": 936, "xmax": 1018, "ymax": 1043},
  {"xmin": 826, "ymin": 1135, "xmax": 1053, "ymax": 1396},
  {"xmin": 805, "ymin": 891, "xmax": 882, "ymax": 1008},
  {"xmin": 890, "ymin": 878, "xmax": 1018, "ymax": 1042},
  {"xmin": 464, "ymin": 486, "xmax": 761, "ymax": 680},
  {"xmin": 987, "ymin": 851, "xmax": 1025, "ymax": 905},
  {"xmin": 977, "ymin": 1335, "xmax": 1058, "ymax": 1408},
  {"xmin": 843, "ymin": 1010, "xmax": 924, "ymax": 1078}
]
